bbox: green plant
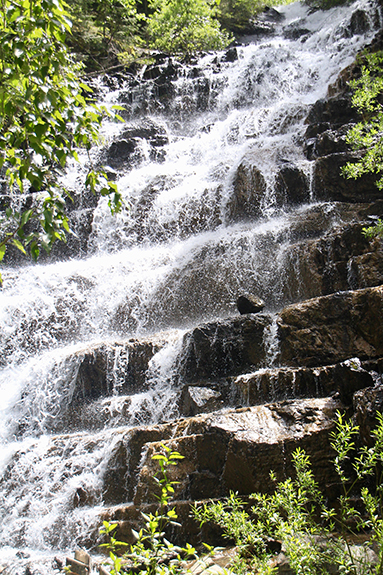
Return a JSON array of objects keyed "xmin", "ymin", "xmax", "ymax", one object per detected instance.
[
  {"xmin": 146, "ymin": 0, "xmax": 231, "ymax": 55},
  {"xmin": 340, "ymin": 50, "xmax": 383, "ymax": 240},
  {"xmin": 194, "ymin": 411, "xmax": 383, "ymax": 575},
  {"xmin": 99, "ymin": 444, "xmax": 206, "ymax": 575},
  {"xmin": 67, "ymin": 0, "xmax": 145, "ymax": 70},
  {"xmin": 0, "ymin": 0, "xmax": 123, "ymax": 281}
]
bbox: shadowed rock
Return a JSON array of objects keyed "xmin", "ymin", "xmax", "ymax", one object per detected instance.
[{"xmin": 237, "ymin": 294, "xmax": 265, "ymax": 314}]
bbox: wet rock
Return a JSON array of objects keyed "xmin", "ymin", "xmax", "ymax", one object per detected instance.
[
  {"xmin": 349, "ymin": 238, "xmax": 383, "ymax": 289},
  {"xmin": 278, "ymin": 285, "xmax": 383, "ymax": 367},
  {"xmin": 349, "ymin": 9, "xmax": 371, "ymax": 35},
  {"xmin": 304, "ymin": 126, "xmax": 351, "ymax": 160},
  {"xmin": 54, "ymin": 395, "xmax": 133, "ymax": 434},
  {"xmin": 179, "ymin": 386, "xmax": 224, "ymax": 416},
  {"xmin": 313, "ymin": 153, "xmax": 381, "ymax": 203},
  {"xmin": 228, "ymin": 158, "xmax": 267, "ymax": 221},
  {"xmin": 228, "ymin": 155, "xmax": 309, "ymax": 222},
  {"xmin": 234, "ymin": 358, "xmax": 379, "ymax": 407},
  {"xmin": 102, "ymin": 425, "xmax": 175, "ymax": 505},
  {"xmin": 285, "ymin": 220, "xmax": 377, "ymax": 297},
  {"xmin": 237, "ymin": 294, "xmax": 265, "ymax": 314},
  {"xmin": 305, "ymin": 96, "xmax": 360, "ymax": 127},
  {"xmin": 260, "ymin": 6, "xmax": 284, "ymax": 22},
  {"xmin": 283, "ymin": 26, "xmax": 311, "ymax": 41},
  {"xmin": 105, "ymin": 120, "xmax": 168, "ymax": 169},
  {"xmin": 73, "ymin": 487, "xmax": 97, "ymax": 508},
  {"xmin": 178, "ymin": 314, "xmax": 273, "ymax": 383},
  {"xmin": 71, "ymin": 339, "xmax": 165, "ymax": 402},
  {"xmin": 100, "ymin": 500, "xmax": 227, "ymax": 547},
  {"xmin": 106, "ymin": 138, "xmax": 137, "ymax": 168},
  {"xmin": 353, "ymin": 375, "xmax": 383, "ymax": 446},
  {"xmin": 222, "ymin": 47, "xmax": 238, "ymax": 62},
  {"xmin": 274, "ymin": 162, "xmax": 309, "ymax": 205}
]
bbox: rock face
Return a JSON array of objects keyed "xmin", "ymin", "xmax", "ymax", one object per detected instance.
[
  {"xmin": 100, "ymin": 396, "xmax": 342, "ymax": 544},
  {"xmin": 178, "ymin": 314, "xmax": 273, "ymax": 383},
  {"xmin": 105, "ymin": 120, "xmax": 169, "ymax": 169},
  {"xmin": 278, "ymin": 286, "xmax": 383, "ymax": 367},
  {"xmin": 98, "ymin": 35, "xmax": 383, "ymax": 548}
]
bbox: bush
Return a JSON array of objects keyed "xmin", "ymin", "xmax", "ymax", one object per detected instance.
[
  {"xmin": 146, "ymin": 0, "xmax": 231, "ymax": 54},
  {"xmin": 193, "ymin": 411, "xmax": 383, "ymax": 574}
]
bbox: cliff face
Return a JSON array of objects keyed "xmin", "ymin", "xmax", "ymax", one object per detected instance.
[
  {"xmin": 2, "ymin": 4, "xmax": 383, "ymax": 565},
  {"xmin": 96, "ymin": 32, "xmax": 383, "ymax": 544}
]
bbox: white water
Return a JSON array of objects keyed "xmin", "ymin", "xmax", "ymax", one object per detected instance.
[{"xmin": 0, "ymin": 0, "xmax": 381, "ymax": 569}]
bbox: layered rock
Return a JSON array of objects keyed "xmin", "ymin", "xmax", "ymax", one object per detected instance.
[
  {"xmin": 278, "ymin": 285, "xmax": 383, "ymax": 367},
  {"xmin": 100, "ymin": 396, "xmax": 342, "ymax": 545}
]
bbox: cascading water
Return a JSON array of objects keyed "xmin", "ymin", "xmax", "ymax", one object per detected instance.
[{"xmin": 0, "ymin": 0, "xmax": 381, "ymax": 571}]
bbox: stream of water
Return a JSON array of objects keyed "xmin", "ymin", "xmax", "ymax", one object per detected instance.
[{"xmin": 0, "ymin": 0, "xmax": 381, "ymax": 570}]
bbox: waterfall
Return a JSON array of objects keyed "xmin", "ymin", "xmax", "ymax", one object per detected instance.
[{"xmin": 0, "ymin": 0, "xmax": 381, "ymax": 570}]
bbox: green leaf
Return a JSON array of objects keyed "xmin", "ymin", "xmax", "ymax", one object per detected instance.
[
  {"xmin": 12, "ymin": 238, "xmax": 26, "ymax": 254},
  {"xmin": 0, "ymin": 245, "xmax": 6, "ymax": 262}
]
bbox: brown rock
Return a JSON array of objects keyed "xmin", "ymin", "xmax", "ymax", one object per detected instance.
[
  {"xmin": 130, "ymin": 397, "xmax": 342, "ymax": 508},
  {"xmin": 278, "ymin": 286, "xmax": 383, "ymax": 367},
  {"xmin": 71, "ymin": 338, "xmax": 166, "ymax": 403},
  {"xmin": 353, "ymin": 378, "xmax": 383, "ymax": 446},
  {"xmin": 274, "ymin": 163, "xmax": 309, "ymax": 205},
  {"xmin": 179, "ymin": 386, "xmax": 224, "ymax": 416},
  {"xmin": 234, "ymin": 358, "xmax": 378, "ymax": 406},
  {"xmin": 313, "ymin": 153, "xmax": 380, "ymax": 203}
]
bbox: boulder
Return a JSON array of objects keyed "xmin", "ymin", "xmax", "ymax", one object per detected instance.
[
  {"xmin": 228, "ymin": 156, "xmax": 309, "ymax": 221},
  {"xmin": 99, "ymin": 500, "xmax": 227, "ymax": 548},
  {"xmin": 304, "ymin": 126, "xmax": 351, "ymax": 160},
  {"xmin": 237, "ymin": 294, "xmax": 265, "ymax": 314},
  {"xmin": 105, "ymin": 120, "xmax": 168, "ymax": 169},
  {"xmin": 283, "ymin": 221, "xmax": 379, "ymax": 298},
  {"xmin": 71, "ymin": 339, "xmax": 165, "ymax": 402},
  {"xmin": 353, "ymin": 375, "xmax": 383, "ymax": 446},
  {"xmin": 348, "ymin": 9, "xmax": 371, "ymax": 35},
  {"xmin": 129, "ymin": 396, "xmax": 343, "ymax": 507},
  {"xmin": 179, "ymin": 385, "xmax": 226, "ymax": 417},
  {"xmin": 305, "ymin": 96, "xmax": 360, "ymax": 127},
  {"xmin": 278, "ymin": 285, "xmax": 383, "ymax": 367},
  {"xmin": 274, "ymin": 162, "xmax": 310, "ymax": 205}
]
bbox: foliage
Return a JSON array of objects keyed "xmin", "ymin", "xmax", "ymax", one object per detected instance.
[
  {"xmin": 146, "ymin": 0, "xmax": 232, "ymax": 55},
  {"xmin": 67, "ymin": 0, "xmax": 144, "ymax": 70},
  {"xmin": 0, "ymin": 0, "xmax": 123, "ymax": 281},
  {"xmin": 216, "ymin": 0, "xmax": 297, "ymax": 35},
  {"xmin": 363, "ymin": 219, "xmax": 383, "ymax": 239},
  {"xmin": 194, "ymin": 411, "xmax": 383, "ymax": 575},
  {"xmin": 217, "ymin": 0, "xmax": 260, "ymax": 34},
  {"xmin": 99, "ymin": 445, "xmax": 210, "ymax": 575},
  {"xmin": 341, "ymin": 50, "xmax": 383, "ymax": 239}
]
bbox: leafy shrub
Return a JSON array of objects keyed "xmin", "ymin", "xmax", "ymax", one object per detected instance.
[
  {"xmin": 99, "ymin": 445, "xmax": 211, "ymax": 575},
  {"xmin": 194, "ymin": 411, "xmax": 383, "ymax": 575},
  {"xmin": 0, "ymin": 0, "xmax": 122, "ymax": 279},
  {"xmin": 146, "ymin": 0, "xmax": 232, "ymax": 54}
]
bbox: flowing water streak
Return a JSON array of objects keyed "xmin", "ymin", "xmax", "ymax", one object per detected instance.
[{"xmin": 0, "ymin": 0, "xmax": 381, "ymax": 567}]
